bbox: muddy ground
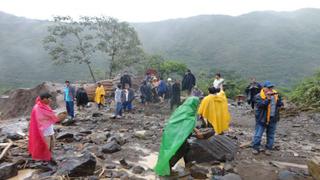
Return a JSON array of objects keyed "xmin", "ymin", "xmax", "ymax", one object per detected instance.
[{"xmin": 0, "ymin": 100, "xmax": 319, "ymax": 180}]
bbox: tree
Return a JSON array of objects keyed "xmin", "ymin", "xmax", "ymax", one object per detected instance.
[
  {"xmin": 43, "ymin": 16, "xmax": 97, "ymax": 82},
  {"xmin": 92, "ymin": 16, "xmax": 142, "ymax": 78}
]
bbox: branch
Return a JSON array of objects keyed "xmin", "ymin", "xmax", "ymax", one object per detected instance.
[{"xmin": 0, "ymin": 139, "xmax": 13, "ymax": 160}]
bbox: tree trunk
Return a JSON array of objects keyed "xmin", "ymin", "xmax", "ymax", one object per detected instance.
[
  {"xmin": 109, "ymin": 54, "xmax": 115, "ymax": 78},
  {"xmin": 87, "ymin": 63, "xmax": 96, "ymax": 82}
]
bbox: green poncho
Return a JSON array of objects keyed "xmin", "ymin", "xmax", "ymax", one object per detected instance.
[{"xmin": 154, "ymin": 96, "xmax": 200, "ymax": 176}]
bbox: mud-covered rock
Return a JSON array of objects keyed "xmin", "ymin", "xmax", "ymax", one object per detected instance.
[
  {"xmin": 190, "ymin": 165, "xmax": 208, "ymax": 179},
  {"xmin": 132, "ymin": 166, "xmax": 145, "ymax": 174},
  {"xmin": 101, "ymin": 141, "xmax": 121, "ymax": 153},
  {"xmin": 0, "ymin": 162, "xmax": 18, "ymax": 179}
]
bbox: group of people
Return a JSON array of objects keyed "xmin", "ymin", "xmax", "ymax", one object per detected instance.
[{"xmin": 27, "ymin": 69, "xmax": 284, "ymax": 179}]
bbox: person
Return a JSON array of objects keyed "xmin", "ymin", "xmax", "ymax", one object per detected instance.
[
  {"xmin": 157, "ymin": 77, "xmax": 167, "ymax": 102},
  {"xmin": 120, "ymin": 71, "xmax": 132, "ymax": 88},
  {"xmin": 140, "ymin": 81, "xmax": 152, "ymax": 105},
  {"xmin": 28, "ymin": 92, "xmax": 63, "ymax": 161},
  {"xmin": 191, "ymin": 86, "xmax": 204, "ymax": 98},
  {"xmin": 198, "ymin": 87, "xmax": 231, "ymax": 135},
  {"xmin": 182, "ymin": 69, "xmax": 196, "ymax": 95},
  {"xmin": 95, "ymin": 82, "xmax": 105, "ymax": 110},
  {"xmin": 213, "ymin": 73, "xmax": 224, "ymax": 90},
  {"xmin": 170, "ymin": 79, "xmax": 181, "ymax": 111},
  {"xmin": 164, "ymin": 78, "xmax": 173, "ymax": 102},
  {"xmin": 64, "ymin": 80, "xmax": 75, "ymax": 119},
  {"xmin": 252, "ymin": 81, "xmax": 283, "ymax": 156},
  {"xmin": 112, "ymin": 84, "xmax": 123, "ymax": 119},
  {"xmin": 122, "ymin": 84, "xmax": 135, "ymax": 112},
  {"xmin": 245, "ymin": 78, "xmax": 262, "ymax": 109},
  {"xmin": 151, "ymin": 77, "xmax": 160, "ymax": 103},
  {"xmin": 144, "ymin": 72, "xmax": 152, "ymax": 83},
  {"xmin": 75, "ymin": 84, "xmax": 89, "ymax": 111},
  {"xmin": 154, "ymin": 97, "xmax": 204, "ymax": 177}
]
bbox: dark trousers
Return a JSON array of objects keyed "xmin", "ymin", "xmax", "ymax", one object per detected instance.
[
  {"xmin": 66, "ymin": 101, "xmax": 74, "ymax": 118},
  {"xmin": 169, "ymin": 140, "xmax": 189, "ymax": 168},
  {"xmin": 252, "ymin": 119, "xmax": 277, "ymax": 150}
]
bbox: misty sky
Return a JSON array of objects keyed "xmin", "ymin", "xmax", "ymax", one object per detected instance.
[{"xmin": 0, "ymin": 0, "xmax": 320, "ymax": 22}]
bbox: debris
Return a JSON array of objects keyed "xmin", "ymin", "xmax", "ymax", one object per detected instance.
[
  {"xmin": 132, "ymin": 166, "xmax": 145, "ymax": 174},
  {"xmin": 55, "ymin": 152, "xmax": 97, "ymax": 177},
  {"xmin": 239, "ymin": 141, "xmax": 251, "ymax": 148},
  {"xmin": 220, "ymin": 173, "xmax": 242, "ymax": 180},
  {"xmin": 190, "ymin": 165, "xmax": 208, "ymax": 179},
  {"xmin": 134, "ymin": 130, "xmax": 147, "ymax": 139},
  {"xmin": 0, "ymin": 139, "xmax": 13, "ymax": 160},
  {"xmin": 56, "ymin": 132, "xmax": 74, "ymax": 140},
  {"xmin": 101, "ymin": 141, "xmax": 121, "ymax": 153},
  {"xmin": 270, "ymin": 161, "xmax": 308, "ymax": 170},
  {"xmin": 307, "ymin": 156, "xmax": 320, "ymax": 180},
  {"xmin": 92, "ymin": 112, "xmax": 103, "ymax": 117},
  {"xmin": 186, "ymin": 135, "xmax": 238, "ymax": 163},
  {"xmin": 278, "ymin": 170, "xmax": 300, "ymax": 180},
  {"xmin": 120, "ymin": 158, "xmax": 132, "ymax": 169},
  {"xmin": 0, "ymin": 162, "xmax": 18, "ymax": 179}
]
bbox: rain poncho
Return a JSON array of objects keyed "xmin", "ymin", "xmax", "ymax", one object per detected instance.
[
  {"xmin": 28, "ymin": 97, "xmax": 59, "ymax": 161},
  {"xmin": 154, "ymin": 96, "xmax": 200, "ymax": 176},
  {"xmin": 198, "ymin": 91, "xmax": 230, "ymax": 134},
  {"xmin": 95, "ymin": 85, "xmax": 105, "ymax": 104}
]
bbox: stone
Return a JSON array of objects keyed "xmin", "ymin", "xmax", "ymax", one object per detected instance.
[
  {"xmin": 88, "ymin": 132, "xmax": 109, "ymax": 144},
  {"xmin": 92, "ymin": 112, "xmax": 103, "ymax": 117},
  {"xmin": 80, "ymin": 130, "xmax": 93, "ymax": 134},
  {"xmin": 6, "ymin": 132, "xmax": 24, "ymax": 140},
  {"xmin": 278, "ymin": 170, "xmax": 300, "ymax": 180},
  {"xmin": 221, "ymin": 173, "xmax": 242, "ymax": 180},
  {"xmin": 55, "ymin": 152, "xmax": 97, "ymax": 177},
  {"xmin": 132, "ymin": 166, "xmax": 145, "ymax": 174},
  {"xmin": 120, "ymin": 158, "xmax": 132, "ymax": 169},
  {"xmin": 223, "ymin": 163, "xmax": 234, "ymax": 173},
  {"xmin": 212, "ymin": 167, "xmax": 224, "ymax": 176},
  {"xmin": 108, "ymin": 134, "xmax": 126, "ymax": 145},
  {"xmin": 307, "ymin": 156, "xmax": 320, "ymax": 180},
  {"xmin": 56, "ymin": 132, "xmax": 74, "ymax": 140},
  {"xmin": 190, "ymin": 165, "xmax": 208, "ymax": 179},
  {"xmin": 0, "ymin": 163, "xmax": 18, "ymax": 179},
  {"xmin": 101, "ymin": 141, "xmax": 121, "ymax": 153},
  {"xmin": 134, "ymin": 130, "xmax": 147, "ymax": 140},
  {"xmin": 61, "ymin": 118, "xmax": 75, "ymax": 126},
  {"xmin": 185, "ymin": 135, "xmax": 238, "ymax": 163},
  {"xmin": 106, "ymin": 164, "xmax": 116, "ymax": 169}
]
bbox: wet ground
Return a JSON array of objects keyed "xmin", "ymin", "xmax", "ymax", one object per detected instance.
[{"xmin": 1, "ymin": 101, "xmax": 319, "ymax": 179}]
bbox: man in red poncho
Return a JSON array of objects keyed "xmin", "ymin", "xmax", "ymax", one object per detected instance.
[{"xmin": 28, "ymin": 92, "xmax": 63, "ymax": 161}]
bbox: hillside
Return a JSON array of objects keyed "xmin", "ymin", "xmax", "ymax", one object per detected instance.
[{"xmin": 1, "ymin": 9, "xmax": 320, "ymax": 90}]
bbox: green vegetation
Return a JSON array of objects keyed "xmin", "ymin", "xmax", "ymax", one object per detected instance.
[{"xmin": 290, "ymin": 70, "xmax": 320, "ymax": 109}]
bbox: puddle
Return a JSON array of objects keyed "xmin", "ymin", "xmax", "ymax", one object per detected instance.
[{"xmin": 9, "ymin": 169, "xmax": 38, "ymax": 180}]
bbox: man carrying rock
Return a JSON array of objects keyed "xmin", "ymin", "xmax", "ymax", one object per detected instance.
[
  {"xmin": 154, "ymin": 97, "xmax": 204, "ymax": 177},
  {"xmin": 64, "ymin": 80, "xmax": 75, "ymax": 119},
  {"xmin": 28, "ymin": 92, "xmax": 64, "ymax": 161},
  {"xmin": 252, "ymin": 81, "xmax": 283, "ymax": 155}
]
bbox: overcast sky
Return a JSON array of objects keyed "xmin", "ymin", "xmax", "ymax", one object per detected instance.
[{"xmin": 0, "ymin": 0, "xmax": 320, "ymax": 22}]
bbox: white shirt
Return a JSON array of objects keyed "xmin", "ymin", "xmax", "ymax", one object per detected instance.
[{"xmin": 213, "ymin": 78, "xmax": 224, "ymax": 89}]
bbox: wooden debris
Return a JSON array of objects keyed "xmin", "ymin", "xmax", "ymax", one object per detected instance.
[
  {"xmin": 240, "ymin": 141, "xmax": 252, "ymax": 148},
  {"xmin": 0, "ymin": 139, "xmax": 13, "ymax": 160},
  {"xmin": 270, "ymin": 161, "xmax": 308, "ymax": 170},
  {"xmin": 307, "ymin": 156, "xmax": 320, "ymax": 180}
]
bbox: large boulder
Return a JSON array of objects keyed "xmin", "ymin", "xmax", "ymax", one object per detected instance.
[
  {"xmin": 0, "ymin": 163, "xmax": 18, "ymax": 179},
  {"xmin": 55, "ymin": 152, "xmax": 97, "ymax": 177},
  {"xmin": 185, "ymin": 135, "xmax": 238, "ymax": 163}
]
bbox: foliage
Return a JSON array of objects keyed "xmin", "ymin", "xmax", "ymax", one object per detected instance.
[
  {"xmin": 92, "ymin": 16, "xmax": 143, "ymax": 78},
  {"xmin": 289, "ymin": 70, "xmax": 320, "ymax": 108},
  {"xmin": 43, "ymin": 16, "xmax": 97, "ymax": 82}
]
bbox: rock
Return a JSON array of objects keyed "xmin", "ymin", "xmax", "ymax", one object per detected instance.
[
  {"xmin": 56, "ymin": 132, "xmax": 74, "ymax": 140},
  {"xmin": 185, "ymin": 135, "xmax": 238, "ymax": 163},
  {"xmin": 101, "ymin": 141, "xmax": 121, "ymax": 153},
  {"xmin": 88, "ymin": 132, "xmax": 109, "ymax": 144},
  {"xmin": 6, "ymin": 132, "xmax": 24, "ymax": 140},
  {"xmin": 307, "ymin": 156, "xmax": 320, "ymax": 180},
  {"xmin": 61, "ymin": 118, "xmax": 75, "ymax": 126},
  {"xmin": 190, "ymin": 165, "xmax": 208, "ymax": 179},
  {"xmin": 0, "ymin": 163, "xmax": 18, "ymax": 179},
  {"xmin": 55, "ymin": 152, "xmax": 96, "ymax": 177},
  {"xmin": 134, "ymin": 130, "xmax": 147, "ymax": 139},
  {"xmin": 92, "ymin": 112, "xmax": 103, "ymax": 117},
  {"xmin": 120, "ymin": 158, "xmax": 132, "ymax": 169},
  {"xmin": 87, "ymin": 176, "xmax": 99, "ymax": 180},
  {"xmin": 106, "ymin": 164, "xmax": 116, "ymax": 169},
  {"xmin": 221, "ymin": 173, "xmax": 242, "ymax": 180},
  {"xmin": 212, "ymin": 167, "xmax": 224, "ymax": 176},
  {"xmin": 223, "ymin": 163, "xmax": 234, "ymax": 173},
  {"xmin": 108, "ymin": 134, "xmax": 126, "ymax": 145},
  {"xmin": 132, "ymin": 166, "xmax": 145, "ymax": 174},
  {"xmin": 278, "ymin": 170, "xmax": 299, "ymax": 180},
  {"xmin": 80, "ymin": 130, "xmax": 92, "ymax": 134}
]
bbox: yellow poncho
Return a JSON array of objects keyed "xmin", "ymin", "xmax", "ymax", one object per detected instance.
[
  {"xmin": 94, "ymin": 85, "xmax": 105, "ymax": 104},
  {"xmin": 198, "ymin": 91, "xmax": 231, "ymax": 134}
]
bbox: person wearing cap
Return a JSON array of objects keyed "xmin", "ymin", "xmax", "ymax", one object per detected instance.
[
  {"xmin": 95, "ymin": 82, "xmax": 106, "ymax": 110},
  {"xmin": 252, "ymin": 81, "xmax": 283, "ymax": 155},
  {"xmin": 64, "ymin": 80, "xmax": 75, "ymax": 118}
]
